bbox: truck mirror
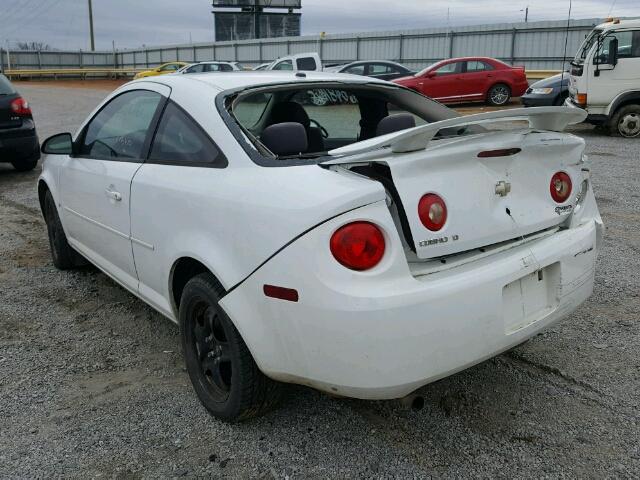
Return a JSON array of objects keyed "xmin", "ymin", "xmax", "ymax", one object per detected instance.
[{"xmin": 608, "ymin": 37, "xmax": 619, "ymax": 66}]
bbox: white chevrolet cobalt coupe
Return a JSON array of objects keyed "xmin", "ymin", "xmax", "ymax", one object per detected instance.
[{"xmin": 38, "ymin": 71, "xmax": 602, "ymax": 422}]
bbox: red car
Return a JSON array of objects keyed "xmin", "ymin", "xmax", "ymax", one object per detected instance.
[{"xmin": 393, "ymin": 57, "xmax": 528, "ymax": 106}]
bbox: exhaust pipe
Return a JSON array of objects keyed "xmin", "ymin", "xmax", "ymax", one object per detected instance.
[{"xmin": 399, "ymin": 393, "xmax": 425, "ymax": 411}]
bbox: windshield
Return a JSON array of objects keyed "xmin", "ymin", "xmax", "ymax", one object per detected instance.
[
  {"xmin": 224, "ymin": 82, "xmax": 466, "ymax": 166},
  {"xmin": 574, "ymin": 29, "xmax": 603, "ymax": 63},
  {"xmin": 0, "ymin": 75, "xmax": 16, "ymax": 95}
]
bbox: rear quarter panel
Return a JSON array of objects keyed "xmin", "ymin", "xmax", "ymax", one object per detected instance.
[{"xmin": 129, "ymin": 83, "xmax": 385, "ymax": 318}]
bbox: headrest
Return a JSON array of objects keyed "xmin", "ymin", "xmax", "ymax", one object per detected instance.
[
  {"xmin": 376, "ymin": 113, "xmax": 416, "ymax": 136},
  {"xmin": 260, "ymin": 122, "xmax": 308, "ymax": 157},
  {"xmin": 269, "ymin": 102, "xmax": 311, "ymax": 128}
]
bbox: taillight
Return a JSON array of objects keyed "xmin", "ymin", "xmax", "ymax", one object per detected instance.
[
  {"xmin": 550, "ymin": 172, "xmax": 572, "ymax": 203},
  {"xmin": 10, "ymin": 97, "xmax": 31, "ymax": 116},
  {"xmin": 330, "ymin": 221, "xmax": 385, "ymax": 271},
  {"xmin": 418, "ymin": 193, "xmax": 447, "ymax": 231}
]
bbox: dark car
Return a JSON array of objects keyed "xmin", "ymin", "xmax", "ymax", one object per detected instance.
[
  {"xmin": 0, "ymin": 74, "xmax": 40, "ymax": 171},
  {"xmin": 326, "ymin": 60, "xmax": 415, "ymax": 81},
  {"xmin": 521, "ymin": 73, "xmax": 569, "ymax": 107}
]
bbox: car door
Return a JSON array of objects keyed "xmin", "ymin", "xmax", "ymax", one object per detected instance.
[
  {"xmin": 419, "ymin": 61, "xmax": 463, "ymax": 100},
  {"xmin": 590, "ymin": 29, "xmax": 640, "ymax": 108},
  {"xmin": 457, "ymin": 60, "xmax": 494, "ymax": 100},
  {"xmin": 130, "ymin": 100, "xmax": 227, "ymax": 317},
  {"xmin": 367, "ymin": 63, "xmax": 394, "ymax": 80},
  {"xmin": 59, "ymin": 85, "xmax": 168, "ymax": 291}
]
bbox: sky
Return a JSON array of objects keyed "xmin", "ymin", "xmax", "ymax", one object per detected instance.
[{"xmin": 0, "ymin": 0, "xmax": 638, "ymax": 51}]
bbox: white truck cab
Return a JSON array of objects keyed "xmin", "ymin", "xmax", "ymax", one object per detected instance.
[
  {"xmin": 567, "ymin": 18, "xmax": 640, "ymax": 137},
  {"xmin": 267, "ymin": 52, "xmax": 322, "ymax": 72}
]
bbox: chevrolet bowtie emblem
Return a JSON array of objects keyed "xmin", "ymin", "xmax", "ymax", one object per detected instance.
[{"xmin": 495, "ymin": 180, "xmax": 511, "ymax": 197}]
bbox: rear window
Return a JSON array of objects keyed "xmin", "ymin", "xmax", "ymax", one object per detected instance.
[
  {"xmin": 0, "ymin": 75, "xmax": 16, "ymax": 95},
  {"xmin": 225, "ymin": 82, "xmax": 463, "ymax": 166},
  {"xmin": 296, "ymin": 57, "xmax": 318, "ymax": 71}
]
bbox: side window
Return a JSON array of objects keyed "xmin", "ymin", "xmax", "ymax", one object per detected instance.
[
  {"xmin": 296, "ymin": 57, "xmax": 318, "ymax": 71},
  {"xmin": 344, "ymin": 64, "xmax": 365, "ymax": 75},
  {"xmin": 80, "ymin": 90, "xmax": 163, "ymax": 160},
  {"xmin": 220, "ymin": 64, "xmax": 233, "ymax": 72},
  {"xmin": 272, "ymin": 60, "xmax": 293, "ymax": 71},
  {"xmin": 369, "ymin": 64, "xmax": 392, "ymax": 75},
  {"xmin": 149, "ymin": 102, "xmax": 225, "ymax": 167},
  {"xmin": 161, "ymin": 64, "xmax": 179, "ymax": 71},
  {"xmin": 186, "ymin": 64, "xmax": 205, "ymax": 74},
  {"xmin": 233, "ymin": 93, "xmax": 273, "ymax": 129},
  {"xmin": 596, "ymin": 31, "xmax": 640, "ymax": 61},
  {"xmin": 466, "ymin": 61, "xmax": 492, "ymax": 72},
  {"xmin": 434, "ymin": 62, "xmax": 460, "ymax": 76},
  {"xmin": 616, "ymin": 30, "xmax": 640, "ymax": 58}
]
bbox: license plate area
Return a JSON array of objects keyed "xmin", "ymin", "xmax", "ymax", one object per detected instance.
[{"xmin": 502, "ymin": 263, "xmax": 560, "ymax": 334}]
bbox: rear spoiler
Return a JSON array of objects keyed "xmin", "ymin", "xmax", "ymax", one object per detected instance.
[{"xmin": 323, "ymin": 106, "xmax": 587, "ymax": 161}]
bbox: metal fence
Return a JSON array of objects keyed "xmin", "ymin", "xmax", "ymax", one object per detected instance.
[{"xmin": 0, "ymin": 18, "xmax": 608, "ymax": 73}]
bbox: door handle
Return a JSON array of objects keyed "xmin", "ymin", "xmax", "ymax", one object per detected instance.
[{"xmin": 105, "ymin": 188, "xmax": 122, "ymax": 202}]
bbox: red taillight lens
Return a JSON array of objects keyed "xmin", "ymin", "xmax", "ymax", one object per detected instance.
[
  {"xmin": 10, "ymin": 97, "xmax": 31, "ymax": 116},
  {"xmin": 330, "ymin": 221, "xmax": 385, "ymax": 271},
  {"xmin": 550, "ymin": 172, "xmax": 572, "ymax": 203},
  {"xmin": 418, "ymin": 193, "xmax": 447, "ymax": 231}
]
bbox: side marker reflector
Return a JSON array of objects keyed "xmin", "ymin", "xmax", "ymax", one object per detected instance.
[{"xmin": 263, "ymin": 284, "xmax": 299, "ymax": 302}]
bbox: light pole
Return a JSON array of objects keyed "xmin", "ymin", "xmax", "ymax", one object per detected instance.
[
  {"xmin": 88, "ymin": 0, "xmax": 95, "ymax": 51},
  {"xmin": 521, "ymin": 6, "xmax": 529, "ymax": 23}
]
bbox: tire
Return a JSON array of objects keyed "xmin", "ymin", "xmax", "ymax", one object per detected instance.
[
  {"xmin": 487, "ymin": 83, "xmax": 511, "ymax": 106},
  {"xmin": 11, "ymin": 154, "xmax": 39, "ymax": 172},
  {"xmin": 553, "ymin": 93, "xmax": 569, "ymax": 106},
  {"xmin": 43, "ymin": 190, "xmax": 84, "ymax": 269},
  {"xmin": 179, "ymin": 273, "xmax": 283, "ymax": 422},
  {"xmin": 610, "ymin": 104, "xmax": 640, "ymax": 138}
]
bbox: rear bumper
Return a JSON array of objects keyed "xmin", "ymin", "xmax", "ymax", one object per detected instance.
[
  {"xmin": 512, "ymin": 80, "xmax": 530, "ymax": 98},
  {"xmin": 221, "ymin": 197, "xmax": 602, "ymax": 400},
  {"xmin": 0, "ymin": 124, "xmax": 39, "ymax": 162}
]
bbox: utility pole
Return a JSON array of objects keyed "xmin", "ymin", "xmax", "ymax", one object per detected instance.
[{"xmin": 88, "ymin": 0, "xmax": 95, "ymax": 51}]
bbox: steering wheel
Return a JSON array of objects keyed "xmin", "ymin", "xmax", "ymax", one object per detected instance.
[{"xmin": 309, "ymin": 119, "xmax": 329, "ymax": 138}]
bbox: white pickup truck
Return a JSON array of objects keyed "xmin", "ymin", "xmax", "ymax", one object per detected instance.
[{"xmin": 567, "ymin": 18, "xmax": 640, "ymax": 137}]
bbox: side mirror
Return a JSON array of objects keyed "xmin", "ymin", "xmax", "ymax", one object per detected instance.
[
  {"xmin": 608, "ymin": 37, "xmax": 619, "ymax": 65},
  {"xmin": 42, "ymin": 133, "xmax": 74, "ymax": 155}
]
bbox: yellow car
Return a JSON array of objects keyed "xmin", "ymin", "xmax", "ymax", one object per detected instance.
[{"xmin": 133, "ymin": 62, "xmax": 189, "ymax": 79}]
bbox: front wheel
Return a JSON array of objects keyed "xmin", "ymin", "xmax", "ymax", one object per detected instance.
[
  {"xmin": 180, "ymin": 273, "xmax": 283, "ymax": 422},
  {"xmin": 487, "ymin": 84, "xmax": 511, "ymax": 106},
  {"xmin": 44, "ymin": 190, "xmax": 85, "ymax": 269},
  {"xmin": 611, "ymin": 104, "xmax": 640, "ymax": 138}
]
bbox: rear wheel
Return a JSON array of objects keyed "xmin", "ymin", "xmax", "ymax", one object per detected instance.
[
  {"xmin": 179, "ymin": 273, "xmax": 283, "ymax": 422},
  {"xmin": 611, "ymin": 104, "xmax": 640, "ymax": 138},
  {"xmin": 487, "ymin": 83, "xmax": 511, "ymax": 106}
]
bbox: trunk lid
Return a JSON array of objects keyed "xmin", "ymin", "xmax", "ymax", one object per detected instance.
[{"xmin": 323, "ymin": 107, "xmax": 587, "ymax": 260}]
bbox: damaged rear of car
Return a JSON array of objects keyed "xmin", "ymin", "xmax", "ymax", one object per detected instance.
[{"xmin": 218, "ymin": 79, "xmax": 602, "ymax": 400}]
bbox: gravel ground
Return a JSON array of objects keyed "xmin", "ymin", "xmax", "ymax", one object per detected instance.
[{"xmin": 1, "ymin": 84, "xmax": 639, "ymax": 479}]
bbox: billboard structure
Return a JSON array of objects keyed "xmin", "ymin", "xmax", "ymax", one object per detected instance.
[{"xmin": 212, "ymin": 0, "xmax": 302, "ymax": 41}]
